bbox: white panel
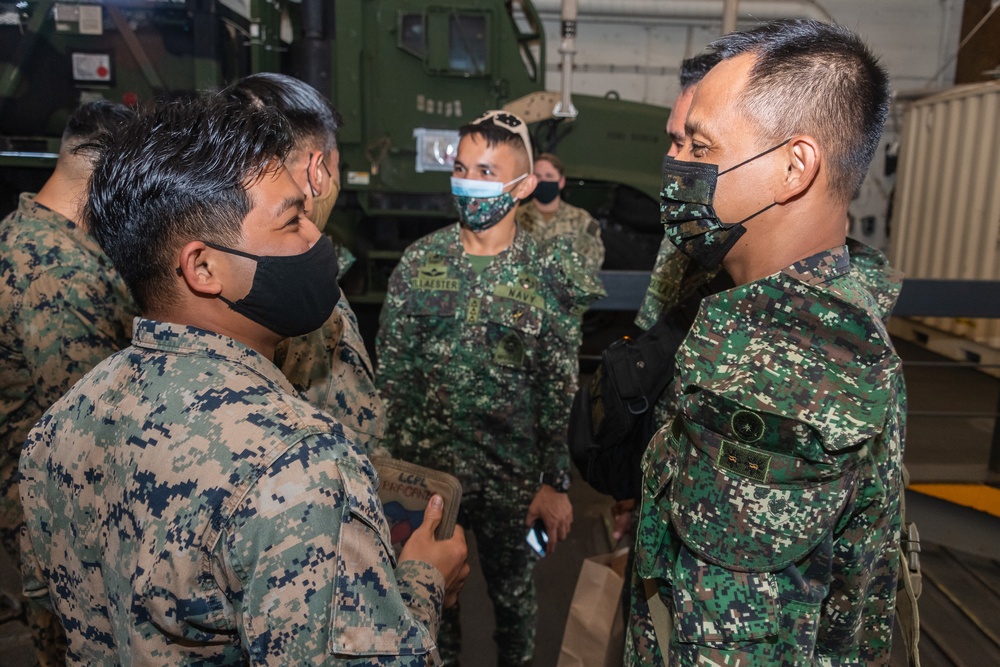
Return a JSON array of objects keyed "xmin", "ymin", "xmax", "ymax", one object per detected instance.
[{"xmin": 888, "ymin": 81, "xmax": 1000, "ymax": 347}]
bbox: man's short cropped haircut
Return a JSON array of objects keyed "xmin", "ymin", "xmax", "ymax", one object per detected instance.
[
  {"xmin": 224, "ymin": 72, "xmax": 344, "ymax": 154},
  {"xmin": 85, "ymin": 94, "xmax": 292, "ymax": 313},
  {"xmin": 62, "ymin": 100, "xmax": 133, "ymax": 159},
  {"xmin": 679, "ymin": 53, "xmax": 722, "ymax": 91},
  {"xmin": 708, "ymin": 19, "xmax": 890, "ymax": 204},
  {"xmin": 459, "ymin": 111, "xmax": 533, "ymax": 174},
  {"xmin": 535, "ymin": 152, "xmax": 564, "ymax": 176}
]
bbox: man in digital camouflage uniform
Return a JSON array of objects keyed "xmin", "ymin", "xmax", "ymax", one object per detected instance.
[
  {"xmin": 608, "ymin": 53, "xmax": 727, "ymax": 544},
  {"xmin": 515, "ymin": 151, "xmax": 605, "ymax": 277},
  {"xmin": 633, "ymin": 52, "xmax": 725, "ymax": 335},
  {"xmin": 19, "ymin": 94, "xmax": 469, "ymax": 665},
  {"xmin": 628, "ymin": 53, "xmax": 901, "ymax": 446},
  {"xmin": 0, "ymin": 100, "xmax": 137, "ymax": 666},
  {"xmin": 626, "ymin": 20, "xmax": 905, "ymax": 665},
  {"xmin": 224, "ymin": 73, "xmax": 386, "ymax": 454},
  {"xmin": 377, "ymin": 111, "xmax": 596, "ymax": 666}
]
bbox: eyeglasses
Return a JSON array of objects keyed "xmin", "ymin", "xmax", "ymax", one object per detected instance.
[{"xmin": 471, "ymin": 110, "xmax": 534, "ymax": 172}]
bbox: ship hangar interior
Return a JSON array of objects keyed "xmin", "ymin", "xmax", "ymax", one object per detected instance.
[{"xmin": 0, "ymin": 1, "xmax": 999, "ymax": 666}]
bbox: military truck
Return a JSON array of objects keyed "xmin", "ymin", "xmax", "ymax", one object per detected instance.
[{"xmin": 0, "ymin": 0, "xmax": 668, "ymax": 299}]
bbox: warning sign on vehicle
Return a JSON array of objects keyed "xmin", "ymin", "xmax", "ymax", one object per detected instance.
[{"xmin": 72, "ymin": 52, "xmax": 112, "ymax": 83}]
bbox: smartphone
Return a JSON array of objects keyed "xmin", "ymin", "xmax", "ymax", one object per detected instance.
[{"xmin": 526, "ymin": 520, "xmax": 548, "ymax": 557}]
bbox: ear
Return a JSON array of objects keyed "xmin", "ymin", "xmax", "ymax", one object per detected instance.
[
  {"xmin": 514, "ymin": 173, "xmax": 538, "ymax": 200},
  {"xmin": 558, "ymin": 175, "xmax": 567, "ymax": 190},
  {"xmin": 775, "ymin": 135, "xmax": 820, "ymax": 204},
  {"xmin": 177, "ymin": 241, "xmax": 223, "ymax": 297},
  {"xmin": 305, "ymin": 151, "xmax": 326, "ymax": 194}
]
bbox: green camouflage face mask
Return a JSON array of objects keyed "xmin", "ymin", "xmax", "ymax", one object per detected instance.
[
  {"xmin": 452, "ymin": 191, "xmax": 519, "ymax": 232},
  {"xmin": 451, "ymin": 173, "xmax": 527, "ymax": 233},
  {"xmin": 662, "ymin": 140, "xmax": 788, "ymax": 268}
]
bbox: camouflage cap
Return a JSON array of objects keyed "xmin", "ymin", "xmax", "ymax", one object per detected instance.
[
  {"xmin": 669, "ymin": 391, "xmax": 859, "ymax": 572},
  {"xmin": 470, "ymin": 110, "xmax": 533, "ymax": 172}
]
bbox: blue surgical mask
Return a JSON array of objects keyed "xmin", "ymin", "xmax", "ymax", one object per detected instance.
[{"xmin": 450, "ymin": 174, "xmax": 528, "ymax": 198}]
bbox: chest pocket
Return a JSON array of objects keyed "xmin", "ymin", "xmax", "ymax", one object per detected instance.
[
  {"xmin": 406, "ymin": 258, "xmax": 462, "ymax": 313},
  {"xmin": 479, "ymin": 296, "xmax": 544, "ymax": 371},
  {"xmin": 402, "ymin": 283, "xmax": 460, "ymax": 342},
  {"xmin": 329, "ymin": 463, "xmax": 435, "ymax": 657}
]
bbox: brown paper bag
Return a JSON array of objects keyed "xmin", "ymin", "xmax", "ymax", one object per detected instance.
[{"xmin": 557, "ymin": 547, "xmax": 629, "ymax": 667}]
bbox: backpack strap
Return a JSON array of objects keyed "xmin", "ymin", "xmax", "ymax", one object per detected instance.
[{"xmin": 642, "ymin": 577, "xmax": 673, "ymax": 661}]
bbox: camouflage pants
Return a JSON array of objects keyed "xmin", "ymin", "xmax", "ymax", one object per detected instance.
[
  {"xmin": 437, "ymin": 480, "xmax": 538, "ymax": 667},
  {"xmin": 1, "ymin": 460, "xmax": 68, "ymax": 667}
]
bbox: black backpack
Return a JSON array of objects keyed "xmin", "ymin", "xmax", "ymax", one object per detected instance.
[
  {"xmin": 568, "ymin": 313, "xmax": 690, "ymax": 500},
  {"xmin": 569, "ymin": 272, "xmax": 732, "ymax": 501}
]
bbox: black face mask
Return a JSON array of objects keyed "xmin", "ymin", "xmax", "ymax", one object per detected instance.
[
  {"xmin": 532, "ymin": 180, "xmax": 561, "ymax": 205},
  {"xmin": 661, "ymin": 139, "xmax": 789, "ymax": 269},
  {"xmin": 207, "ymin": 235, "xmax": 340, "ymax": 338}
]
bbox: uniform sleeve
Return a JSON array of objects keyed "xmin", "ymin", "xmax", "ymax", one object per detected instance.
[
  {"xmin": 634, "ymin": 237, "xmax": 686, "ymax": 331},
  {"xmin": 634, "ymin": 238, "xmax": 721, "ymax": 331},
  {"xmin": 274, "ymin": 324, "xmax": 334, "ymax": 407},
  {"xmin": 534, "ymin": 305, "xmax": 578, "ymax": 477},
  {"xmin": 19, "ymin": 531, "xmax": 51, "ymax": 611},
  {"xmin": 375, "ymin": 258, "xmax": 414, "ymax": 447},
  {"xmin": 18, "ymin": 268, "xmax": 133, "ymax": 405},
  {"xmin": 279, "ymin": 300, "xmax": 386, "ymax": 456},
  {"xmin": 548, "ymin": 236, "xmax": 606, "ymax": 311},
  {"xmin": 222, "ymin": 433, "xmax": 442, "ymax": 666},
  {"xmin": 575, "ymin": 211, "xmax": 605, "ymax": 272},
  {"xmin": 18, "ymin": 421, "xmax": 54, "ymax": 613}
]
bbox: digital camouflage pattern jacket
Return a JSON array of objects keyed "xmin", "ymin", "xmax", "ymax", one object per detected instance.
[
  {"xmin": 639, "ymin": 238, "xmax": 903, "ymax": 430},
  {"xmin": 636, "ymin": 235, "xmax": 899, "ymax": 332},
  {"xmin": 20, "ymin": 319, "xmax": 444, "ymax": 665},
  {"xmin": 516, "ymin": 199, "xmax": 606, "ymax": 276},
  {"xmin": 627, "ymin": 246, "xmax": 905, "ymax": 666},
  {"xmin": 376, "ymin": 224, "xmax": 589, "ymax": 494},
  {"xmin": 276, "ymin": 294, "xmax": 387, "ymax": 456},
  {"xmin": 0, "ymin": 193, "xmax": 137, "ymax": 561}
]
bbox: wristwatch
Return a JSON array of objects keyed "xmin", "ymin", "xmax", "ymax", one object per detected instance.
[{"xmin": 541, "ymin": 470, "xmax": 571, "ymax": 493}]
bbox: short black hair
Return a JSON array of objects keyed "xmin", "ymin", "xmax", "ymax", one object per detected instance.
[
  {"xmin": 223, "ymin": 72, "xmax": 343, "ymax": 153},
  {"xmin": 62, "ymin": 100, "xmax": 133, "ymax": 160},
  {"xmin": 679, "ymin": 53, "xmax": 722, "ymax": 90},
  {"xmin": 458, "ymin": 120, "xmax": 531, "ymax": 173},
  {"xmin": 85, "ymin": 94, "xmax": 292, "ymax": 313},
  {"xmin": 708, "ymin": 19, "xmax": 890, "ymax": 204},
  {"xmin": 63, "ymin": 100, "xmax": 133, "ymax": 142}
]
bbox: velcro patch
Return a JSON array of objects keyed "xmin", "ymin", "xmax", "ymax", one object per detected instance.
[
  {"xmin": 493, "ymin": 331, "xmax": 526, "ymax": 367},
  {"xmin": 717, "ymin": 441, "xmax": 770, "ymax": 483},
  {"xmin": 415, "ymin": 264, "xmax": 459, "ymax": 291},
  {"xmin": 466, "ymin": 297, "xmax": 481, "ymax": 323},
  {"xmin": 494, "ymin": 284, "xmax": 544, "ymax": 309}
]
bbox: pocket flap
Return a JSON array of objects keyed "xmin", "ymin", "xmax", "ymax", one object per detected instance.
[
  {"xmin": 672, "ymin": 546, "xmax": 779, "ymax": 643},
  {"xmin": 329, "ymin": 464, "xmax": 435, "ymax": 657}
]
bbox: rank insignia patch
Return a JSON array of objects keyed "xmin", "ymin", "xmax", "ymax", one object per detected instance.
[{"xmin": 717, "ymin": 440, "xmax": 770, "ymax": 483}]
